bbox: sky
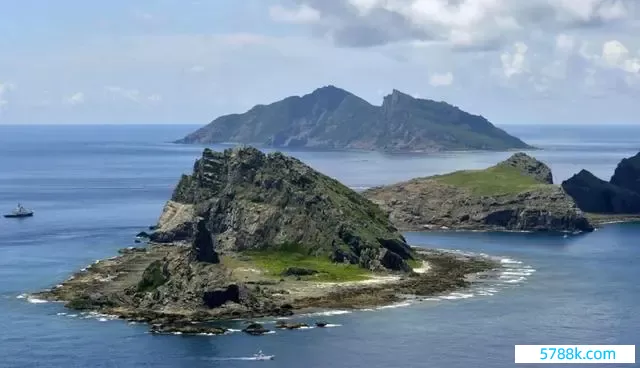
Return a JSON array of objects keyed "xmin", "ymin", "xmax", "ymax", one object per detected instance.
[{"xmin": 0, "ymin": 0, "xmax": 639, "ymax": 125}]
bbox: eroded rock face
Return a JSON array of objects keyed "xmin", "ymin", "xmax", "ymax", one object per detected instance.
[
  {"xmin": 610, "ymin": 152, "xmax": 640, "ymax": 195},
  {"xmin": 152, "ymin": 146, "xmax": 414, "ymax": 271},
  {"xmin": 497, "ymin": 152, "xmax": 554, "ymax": 184},
  {"xmin": 562, "ymin": 169, "xmax": 640, "ymax": 214},
  {"xmin": 363, "ymin": 154, "xmax": 592, "ymax": 233}
]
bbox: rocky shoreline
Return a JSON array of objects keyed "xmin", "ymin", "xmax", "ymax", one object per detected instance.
[{"xmin": 33, "ymin": 244, "xmax": 498, "ymax": 336}]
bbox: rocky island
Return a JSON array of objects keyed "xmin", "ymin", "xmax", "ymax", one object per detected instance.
[
  {"xmin": 363, "ymin": 153, "xmax": 594, "ymax": 233},
  {"xmin": 562, "ymin": 152, "xmax": 640, "ymax": 223},
  {"xmin": 175, "ymin": 86, "xmax": 532, "ymax": 153},
  {"xmin": 34, "ymin": 146, "xmax": 497, "ymax": 335}
]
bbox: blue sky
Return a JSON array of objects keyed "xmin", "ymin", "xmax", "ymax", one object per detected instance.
[{"xmin": 0, "ymin": 0, "xmax": 639, "ymax": 125}]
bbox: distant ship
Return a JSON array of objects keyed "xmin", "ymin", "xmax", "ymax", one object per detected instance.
[{"xmin": 4, "ymin": 204, "xmax": 34, "ymax": 218}]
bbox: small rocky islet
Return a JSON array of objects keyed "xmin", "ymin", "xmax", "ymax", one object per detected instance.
[{"xmin": 33, "ymin": 147, "xmax": 640, "ymax": 335}]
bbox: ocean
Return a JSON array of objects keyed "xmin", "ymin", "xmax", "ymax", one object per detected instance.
[{"xmin": 0, "ymin": 124, "xmax": 638, "ymax": 368}]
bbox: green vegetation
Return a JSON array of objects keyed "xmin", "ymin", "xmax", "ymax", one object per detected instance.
[
  {"xmin": 407, "ymin": 259, "xmax": 423, "ymax": 270},
  {"xmin": 241, "ymin": 243, "xmax": 372, "ymax": 282},
  {"xmin": 137, "ymin": 260, "xmax": 169, "ymax": 292},
  {"xmin": 433, "ymin": 165, "xmax": 544, "ymax": 196}
]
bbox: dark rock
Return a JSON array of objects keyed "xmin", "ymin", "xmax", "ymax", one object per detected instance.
[
  {"xmin": 562, "ymin": 169, "xmax": 640, "ymax": 214},
  {"xmin": 191, "ymin": 217, "xmax": 219, "ymax": 264},
  {"xmin": 148, "ymin": 225, "xmax": 158, "ymax": 231},
  {"xmin": 610, "ymin": 152, "xmax": 640, "ymax": 195},
  {"xmin": 243, "ymin": 323, "xmax": 270, "ymax": 336},
  {"xmin": 134, "ymin": 239, "xmax": 142, "ymax": 243},
  {"xmin": 203, "ymin": 285, "xmax": 240, "ymax": 308},
  {"xmin": 315, "ymin": 321, "xmax": 328, "ymax": 327},
  {"xmin": 136, "ymin": 232, "xmax": 151, "ymax": 238},
  {"xmin": 281, "ymin": 267, "xmax": 318, "ymax": 277},
  {"xmin": 175, "ymin": 86, "xmax": 531, "ymax": 152},
  {"xmin": 118, "ymin": 247, "xmax": 147, "ymax": 255},
  {"xmin": 275, "ymin": 321, "xmax": 309, "ymax": 329},
  {"xmin": 149, "ymin": 322, "xmax": 226, "ymax": 335}
]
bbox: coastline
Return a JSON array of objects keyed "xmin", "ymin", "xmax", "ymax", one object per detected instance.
[{"xmin": 31, "ymin": 244, "xmax": 500, "ymax": 336}]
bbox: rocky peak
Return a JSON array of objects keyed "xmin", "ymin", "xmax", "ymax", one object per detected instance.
[
  {"xmin": 562, "ymin": 169, "xmax": 640, "ymax": 214},
  {"xmin": 496, "ymin": 153, "xmax": 554, "ymax": 184},
  {"xmin": 157, "ymin": 146, "xmax": 415, "ymax": 272},
  {"xmin": 610, "ymin": 152, "xmax": 640, "ymax": 195}
]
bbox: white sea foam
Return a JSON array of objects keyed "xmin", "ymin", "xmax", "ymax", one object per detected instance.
[
  {"xmin": 265, "ymin": 331, "xmax": 276, "ymax": 334},
  {"xmin": 172, "ymin": 332, "xmax": 183, "ymax": 335},
  {"xmin": 305, "ymin": 310, "xmax": 351, "ymax": 317},
  {"xmin": 440, "ymin": 292, "xmax": 474, "ymax": 300},
  {"xmin": 67, "ymin": 314, "xmax": 78, "ymax": 318},
  {"xmin": 98, "ymin": 318, "xmax": 108, "ymax": 322},
  {"xmin": 27, "ymin": 297, "xmax": 48, "ymax": 304},
  {"xmin": 16, "ymin": 294, "xmax": 26, "ymax": 299},
  {"xmin": 376, "ymin": 302, "xmax": 412, "ymax": 310},
  {"xmin": 57, "ymin": 312, "xmax": 67, "ymax": 316},
  {"xmin": 359, "ymin": 308, "xmax": 375, "ymax": 312},
  {"xmin": 296, "ymin": 326, "xmax": 315, "ymax": 330},
  {"xmin": 227, "ymin": 329, "xmax": 241, "ymax": 333},
  {"xmin": 500, "ymin": 258, "xmax": 523, "ymax": 265},
  {"xmin": 504, "ymin": 277, "xmax": 526, "ymax": 283},
  {"xmin": 324, "ymin": 324, "xmax": 342, "ymax": 327}
]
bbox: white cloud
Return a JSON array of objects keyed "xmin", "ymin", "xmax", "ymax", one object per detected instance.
[
  {"xmin": 501, "ymin": 42, "xmax": 528, "ymax": 78},
  {"xmin": 269, "ymin": 4, "xmax": 321, "ymax": 24},
  {"xmin": 65, "ymin": 92, "xmax": 85, "ymax": 105},
  {"xmin": 106, "ymin": 86, "xmax": 141, "ymax": 102},
  {"xmin": 556, "ymin": 34, "xmax": 575, "ymax": 53},
  {"xmin": 148, "ymin": 94, "xmax": 162, "ymax": 103},
  {"xmin": 601, "ymin": 40, "xmax": 640, "ymax": 73},
  {"xmin": 429, "ymin": 72, "xmax": 454, "ymax": 86}
]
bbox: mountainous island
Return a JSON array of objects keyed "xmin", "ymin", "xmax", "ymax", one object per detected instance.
[
  {"xmin": 562, "ymin": 152, "xmax": 640, "ymax": 219},
  {"xmin": 363, "ymin": 153, "xmax": 594, "ymax": 233},
  {"xmin": 175, "ymin": 86, "xmax": 532, "ymax": 153},
  {"xmin": 35, "ymin": 147, "xmax": 497, "ymax": 335}
]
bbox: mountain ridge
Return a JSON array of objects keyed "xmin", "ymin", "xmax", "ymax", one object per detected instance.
[{"xmin": 176, "ymin": 85, "xmax": 532, "ymax": 152}]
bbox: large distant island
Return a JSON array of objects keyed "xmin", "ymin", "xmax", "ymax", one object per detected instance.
[{"xmin": 175, "ymin": 86, "xmax": 532, "ymax": 153}]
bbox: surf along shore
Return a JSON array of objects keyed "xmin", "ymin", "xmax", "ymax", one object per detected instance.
[{"xmin": 32, "ymin": 242, "xmax": 499, "ymax": 335}]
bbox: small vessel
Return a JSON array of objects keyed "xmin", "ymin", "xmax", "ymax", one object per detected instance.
[
  {"xmin": 4, "ymin": 203, "xmax": 34, "ymax": 218},
  {"xmin": 253, "ymin": 350, "xmax": 274, "ymax": 361}
]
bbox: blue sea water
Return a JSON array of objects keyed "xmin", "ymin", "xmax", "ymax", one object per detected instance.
[{"xmin": 0, "ymin": 124, "xmax": 639, "ymax": 368}]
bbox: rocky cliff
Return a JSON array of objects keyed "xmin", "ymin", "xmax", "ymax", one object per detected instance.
[
  {"xmin": 610, "ymin": 152, "xmax": 640, "ymax": 195},
  {"xmin": 363, "ymin": 153, "xmax": 593, "ymax": 233},
  {"xmin": 175, "ymin": 86, "xmax": 531, "ymax": 152},
  {"xmin": 562, "ymin": 152, "xmax": 640, "ymax": 214},
  {"xmin": 152, "ymin": 146, "xmax": 414, "ymax": 272}
]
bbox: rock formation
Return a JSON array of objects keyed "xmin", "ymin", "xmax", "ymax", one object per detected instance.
[
  {"xmin": 363, "ymin": 153, "xmax": 593, "ymax": 232},
  {"xmin": 610, "ymin": 152, "xmax": 640, "ymax": 195},
  {"xmin": 152, "ymin": 146, "xmax": 414, "ymax": 271},
  {"xmin": 175, "ymin": 86, "xmax": 532, "ymax": 152},
  {"xmin": 497, "ymin": 152, "xmax": 554, "ymax": 184},
  {"xmin": 561, "ymin": 152, "xmax": 640, "ymax": 214}
]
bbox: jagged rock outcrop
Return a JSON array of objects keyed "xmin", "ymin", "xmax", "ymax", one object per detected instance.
[
  {"xmin": 497, "ymin": 152, "xmax": 553, "ymax": 184},
  {"xmin": 152, "ymin": 146, "xmax": 414, "ymax": 271},
  {"xmin": 175, "ymin": 86, "xmax": 532, "ymax": 152},
  {"xmin": 610, "ymin": 152, "xmax": 640, "ymax": 195},
  {"xmin": 363, "ymin": 153, "xmax": 593, "ymax": 233},
  {"xmin": 561, "ymin": 153, "xmax": 640, "ymax": 214}
]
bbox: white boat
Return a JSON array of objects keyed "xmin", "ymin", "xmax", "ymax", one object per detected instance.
[{"xmin": 253, "ymin": 350, "xmax": 274, "ymax": 361}]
